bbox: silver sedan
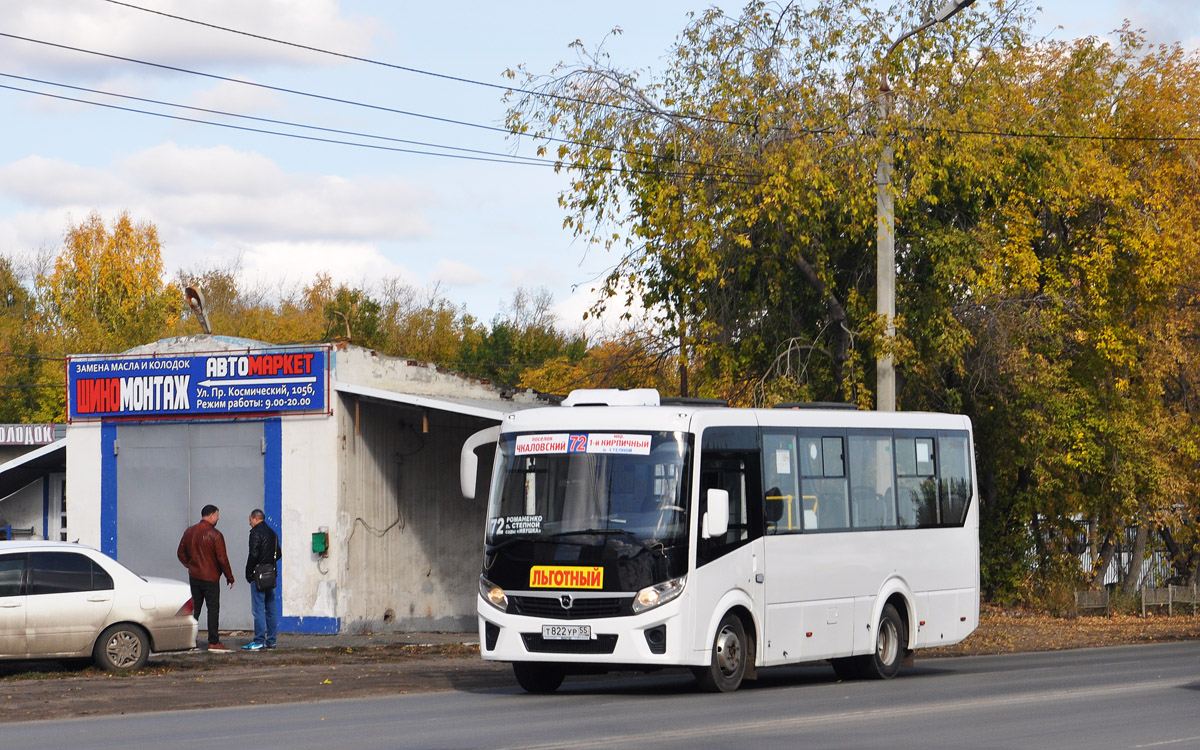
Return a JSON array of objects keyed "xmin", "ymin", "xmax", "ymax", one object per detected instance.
[{"xmin": 0, "ymin": 540, "xmax": 197, "ymax": 670}]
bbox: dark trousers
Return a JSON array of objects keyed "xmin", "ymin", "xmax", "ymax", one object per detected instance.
[{"xmin": 190, "ymin": 577, "xmax": 221, "ymax": 645}]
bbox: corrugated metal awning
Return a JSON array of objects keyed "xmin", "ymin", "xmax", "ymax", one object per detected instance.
[
  {"xmin": 0, "ymin": 439, "xmax": 65, "ymax": 501},
  {"xmin": 333, "ymin": 381, "xmax": 540, "ymax": 421}
]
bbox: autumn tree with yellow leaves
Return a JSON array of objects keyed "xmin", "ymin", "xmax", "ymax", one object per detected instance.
[
  {"xmin": 4, "ymin": 0, "xmax": 1199, "ymax": 603},
  {"xmin": 38, "ymin": 212, "xmax": 179, "ymax": 354},
  {"xmin": 506, "ymin": 0, "xmax": 1200, "ymax": 601}
]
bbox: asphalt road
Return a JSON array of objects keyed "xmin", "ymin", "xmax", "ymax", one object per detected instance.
[{"xmin": 6, "ymin": 641, "xmax": 1199, "ymax": 750}]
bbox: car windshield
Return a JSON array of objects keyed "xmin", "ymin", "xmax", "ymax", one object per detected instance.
[{"xmin": 486, "ymin": 431, "xmax": 691, "ymax": 548}]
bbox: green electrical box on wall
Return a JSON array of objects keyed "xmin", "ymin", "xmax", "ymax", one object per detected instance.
[{"xmin": 312, "ymin": 531, "xmax": 329, "ymax": 556}]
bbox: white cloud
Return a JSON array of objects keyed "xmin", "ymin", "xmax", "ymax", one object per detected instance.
[
  {"xmin": 1122, "ymin": 0, "xmax": 1200, "ymax": 46},
  {"xmin": 1040, "ymin": 1, "xmax": 1200, "ymax": 48},
  {"xmin": 4, "ymin": 0, "xmax": 379, "ymax": 78},
  {"xmin": 551, "ymin": 278, "xmax": 656, "ymax": 337},
  {"xmin": 120, "ymin": 144, "xmax": 285, "ymax": 197},
  {"xmin": 0, "ymin": 144, "xmax": 430, "ymax": 246},
  {"xmin": 0, "ymin": 144, "xmax": 433, "ymax": 289},
  {"xmin": 506, "ymin": 265, "xmax": 566, "ymax": 290},
  {"xmin": 238, "ymin": 240, "xmax": 412, "ymax": 291},
  {"xmin": 0, "ymin": 157, "xmax": 131, "ymax": 207},
  {"xmin": 432, "ymin": 259, "xmax": 486, "ymax": 287}
]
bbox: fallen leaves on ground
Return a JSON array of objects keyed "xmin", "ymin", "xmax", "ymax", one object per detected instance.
[{"xmin": 925, "ymin": 604, "xmax": 1200, "ymax": 657}]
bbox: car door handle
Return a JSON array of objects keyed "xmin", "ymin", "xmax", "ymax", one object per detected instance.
[
  {"xmin": 0, "ymin": 603, "xmax": 21, "ymax": 608},
  {"xmin": 87, "ymin": 596, "xmax": 112, "ymax": 603}
]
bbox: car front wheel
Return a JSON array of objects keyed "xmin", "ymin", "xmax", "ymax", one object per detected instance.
[{"xmin": 94, "ymin": 624, "xmax": 149, "ymax": 671}]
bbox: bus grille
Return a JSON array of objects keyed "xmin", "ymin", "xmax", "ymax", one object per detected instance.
[
  {"xmin": 509, "ymin": 595, "xmax": 628, "ymax": 619},
  {"xmin": 521, "ymin": 633, "xmax": 619, "ymax": 654}
]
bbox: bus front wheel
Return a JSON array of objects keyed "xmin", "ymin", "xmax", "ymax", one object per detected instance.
[
  {"xmin": 856, "ymin": 603, "xmax": 907, "ymax": 680},
  {"xmin": 693, "ymin": 613, "xmax": 748, "ymax": 693},
  {"xmin": 512, "ymin": 662, "xmax": 565, "ymax": 693}
]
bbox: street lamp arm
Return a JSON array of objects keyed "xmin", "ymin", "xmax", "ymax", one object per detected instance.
[
  {"xmin": 882, "ymin": 18, "xmax": 938, "ymax": 68},
  {"xmin": 880, "ymin": 0, "xmax": 976, "ymax": 90}
]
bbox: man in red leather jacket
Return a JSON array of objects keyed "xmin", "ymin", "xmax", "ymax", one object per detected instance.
[{"xmin": 177, "ymin": 504, "xmax": 236, "ymax": 652}]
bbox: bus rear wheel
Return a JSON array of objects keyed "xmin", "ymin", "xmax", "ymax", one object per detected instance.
[
  {"xmin": 856, "ymin": 603, "xmax": 906, "ymax": 680},
  {"xmin": 512, "ymin": 662, "xmax": 565, "ymax": 693},
  {"xmin": 693, "ymin": 613, "xmax": 748, "ymax": 693}
]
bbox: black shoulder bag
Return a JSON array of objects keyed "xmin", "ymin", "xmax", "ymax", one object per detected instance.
[{"xmin": 253, "ymin": 528, "xmax": 280, "ymax": 591}]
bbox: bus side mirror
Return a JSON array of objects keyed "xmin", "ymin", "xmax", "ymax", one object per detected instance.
[
  {"xmin": 703, "ymin": 489, "xmax": 729, "ymax": 539},
  {"xmin": 460, "ymin": 426, "xmax": 500, "ymax": 499}
]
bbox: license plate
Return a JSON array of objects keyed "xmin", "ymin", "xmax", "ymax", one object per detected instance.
[{"xmin": 542, "ymin": 624, "xmax": 593, "ymax": 641}]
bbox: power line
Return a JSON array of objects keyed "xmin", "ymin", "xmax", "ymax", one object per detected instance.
[
  {"xmin": 916, "ymin": 124, "xmax": 1200, "ymax": 143},
  {"xmin": 0, "ymin": 31, "xmax": 512, "ymax": 137},
  {"xmin": 0, "ymin": 32, "xmax": 765, "ymax": 179},
  {"xmin": 0, "ymin": 82, "xmax": 760, "ymax": 184},
  {"xmin": 101, "ymin": 0, "xmax": 758, "ymax": 131},
  {"xmin": 0, "ymin": 82, "xmax": 556, "ymax": 167},
  {"xmin": 98, "ymin": 1, "xmax": 1200, "ymax": 147},
  {"xmin": 0, "ymin": 72, "xmax": 548, "ymax": 165}
]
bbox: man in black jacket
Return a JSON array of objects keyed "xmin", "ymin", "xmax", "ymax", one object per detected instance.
[{"xmin": 243, "ymin": 509, "xmax": 281, "ymax": 651}]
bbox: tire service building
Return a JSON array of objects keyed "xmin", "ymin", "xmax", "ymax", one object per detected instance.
[{"xmin": 64, "ymin": 335, "xmax": 541, "ymax": 634}]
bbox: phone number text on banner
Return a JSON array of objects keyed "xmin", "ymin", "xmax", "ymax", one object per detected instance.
[{"xmin": 67, "ymin": 348, "xmax": 329, "ymax": 420}]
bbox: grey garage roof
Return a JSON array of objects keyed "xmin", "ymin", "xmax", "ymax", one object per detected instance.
[
  {"xmin": 333, "ymin": 381, "xmax": 543, "ymax": 421},
  {"xmin": 0, "ymin": 439, "xmax": 65, "ymax": 501}
]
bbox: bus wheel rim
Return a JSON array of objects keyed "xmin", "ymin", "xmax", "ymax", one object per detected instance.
[
  {"xmin": 715, "ymin": 626, "xmax": 741, "ymax": 676},
  {"xmin": 877, "ymin": 619, "xmax": 898, "ymax": 664}
]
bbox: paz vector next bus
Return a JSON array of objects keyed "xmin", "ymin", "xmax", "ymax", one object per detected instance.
[{"xmin": 460, "ymin": 389, "xmax": 979, "ymax": 693}]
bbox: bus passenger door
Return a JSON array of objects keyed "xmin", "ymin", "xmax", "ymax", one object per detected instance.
[
  {"xmin": 762, "ymin": 429, "xmax": 856, "ymax": 663},
  {"xmin": 689, "ymin": 425, "xmax": 765, "ymax": 660},
  {"xmin": 761, "ymin": 429, "xmax": 805, "ymax": 665}
]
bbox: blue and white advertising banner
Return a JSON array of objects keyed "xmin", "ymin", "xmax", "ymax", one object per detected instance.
[{"xmin": 67, "ymin": 347, "xmax": 330, "ymax": 421}]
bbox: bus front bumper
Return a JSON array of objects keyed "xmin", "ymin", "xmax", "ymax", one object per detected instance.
[{"xmin": 477, "ymin": 597, "xmax": 695, "ymax": 667}]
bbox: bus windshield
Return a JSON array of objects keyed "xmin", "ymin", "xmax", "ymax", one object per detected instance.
[{"xmin": 486, "ymin": 431, "xmax": 691, "ymax": 549}]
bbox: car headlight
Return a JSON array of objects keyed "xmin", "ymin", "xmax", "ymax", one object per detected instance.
[
  {"xmin": 479, "ymin": 575, "xmax": 508, "ymax": 612},
  {"xmin": 632, "ymin": 575, "xmax": 686, "ymax": 614}
]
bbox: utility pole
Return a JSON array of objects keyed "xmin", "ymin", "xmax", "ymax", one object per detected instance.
[{"xmin": 875, "ymin": 0, "xmax": 975, "ymax": 411}]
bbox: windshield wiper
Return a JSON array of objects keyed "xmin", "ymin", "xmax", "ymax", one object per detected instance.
[
  {"xmin": 547, "ymin": 528, "xmax": 665, "ymax": 556},
  {"xmin": 485, "ymin": 535, "xmax": 543, "ymax": 553}
]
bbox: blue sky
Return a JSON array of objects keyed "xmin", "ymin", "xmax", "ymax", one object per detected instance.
[{"xmin": 1, "ymin": 1, "xmax": 1197, "ymax": 332}]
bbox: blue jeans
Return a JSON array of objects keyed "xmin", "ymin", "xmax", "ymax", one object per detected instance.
[{"xmin": 250, "ymin": 583, "xmax": 278, "ymax": 646}]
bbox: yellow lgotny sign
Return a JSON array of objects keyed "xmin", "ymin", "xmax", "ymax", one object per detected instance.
[{"xmin": 529, "ymin": 566, "xmax": 604, "ymax": 589}]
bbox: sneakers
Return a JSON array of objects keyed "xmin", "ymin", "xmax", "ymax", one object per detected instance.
[
  {"xmin": 242, "ymin": 642, "xmax": 264, "ymax": 651},
  {"xmin": 207, "ymin": 642, "xmax": 232, "ymax": 653},
  {"xmin": 265, "ymin": 644, "xmax": 276, "ymax": 650}
]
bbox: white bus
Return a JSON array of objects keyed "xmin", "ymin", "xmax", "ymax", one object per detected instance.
[{"xmin": 460, "ymin": 389, "xmax": 979, "ymax": 693}]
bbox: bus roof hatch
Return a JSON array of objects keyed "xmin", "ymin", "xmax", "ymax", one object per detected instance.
[{"xmin": 561, "ymin": 388, "xmax": 661, "ymax": 407}]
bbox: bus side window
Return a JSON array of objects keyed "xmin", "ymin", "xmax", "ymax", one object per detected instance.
[
  {"xmin": 848, "ymin": 434, "xmax": 897, "ymax": 529},
  {"xmin": 938, "ymin": 433, "xmax": 972, "ymax": 525},
  {"xmin": 895, "ymin": 436, "xmax": 938, "ymax": 527},
  {"xmin": 762, "ymin": 432, "xmax": 799, "ymax": 534},
  {"xmin": 799, "ymin": 434, "xmax": 848, "ymax": 531}
]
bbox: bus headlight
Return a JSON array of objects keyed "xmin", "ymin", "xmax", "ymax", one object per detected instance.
[
  {"xmin": 632, "ymin": 575, "xmax": 686, "ymax": 614},
  {"xmin": 479, "ymin": 575, "xmax": 508, "ymax": 612}
]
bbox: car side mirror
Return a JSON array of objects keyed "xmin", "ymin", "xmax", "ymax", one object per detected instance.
[{"xmin": 703, "ymin": 489, "xmax": 729, "ymax": 539}]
